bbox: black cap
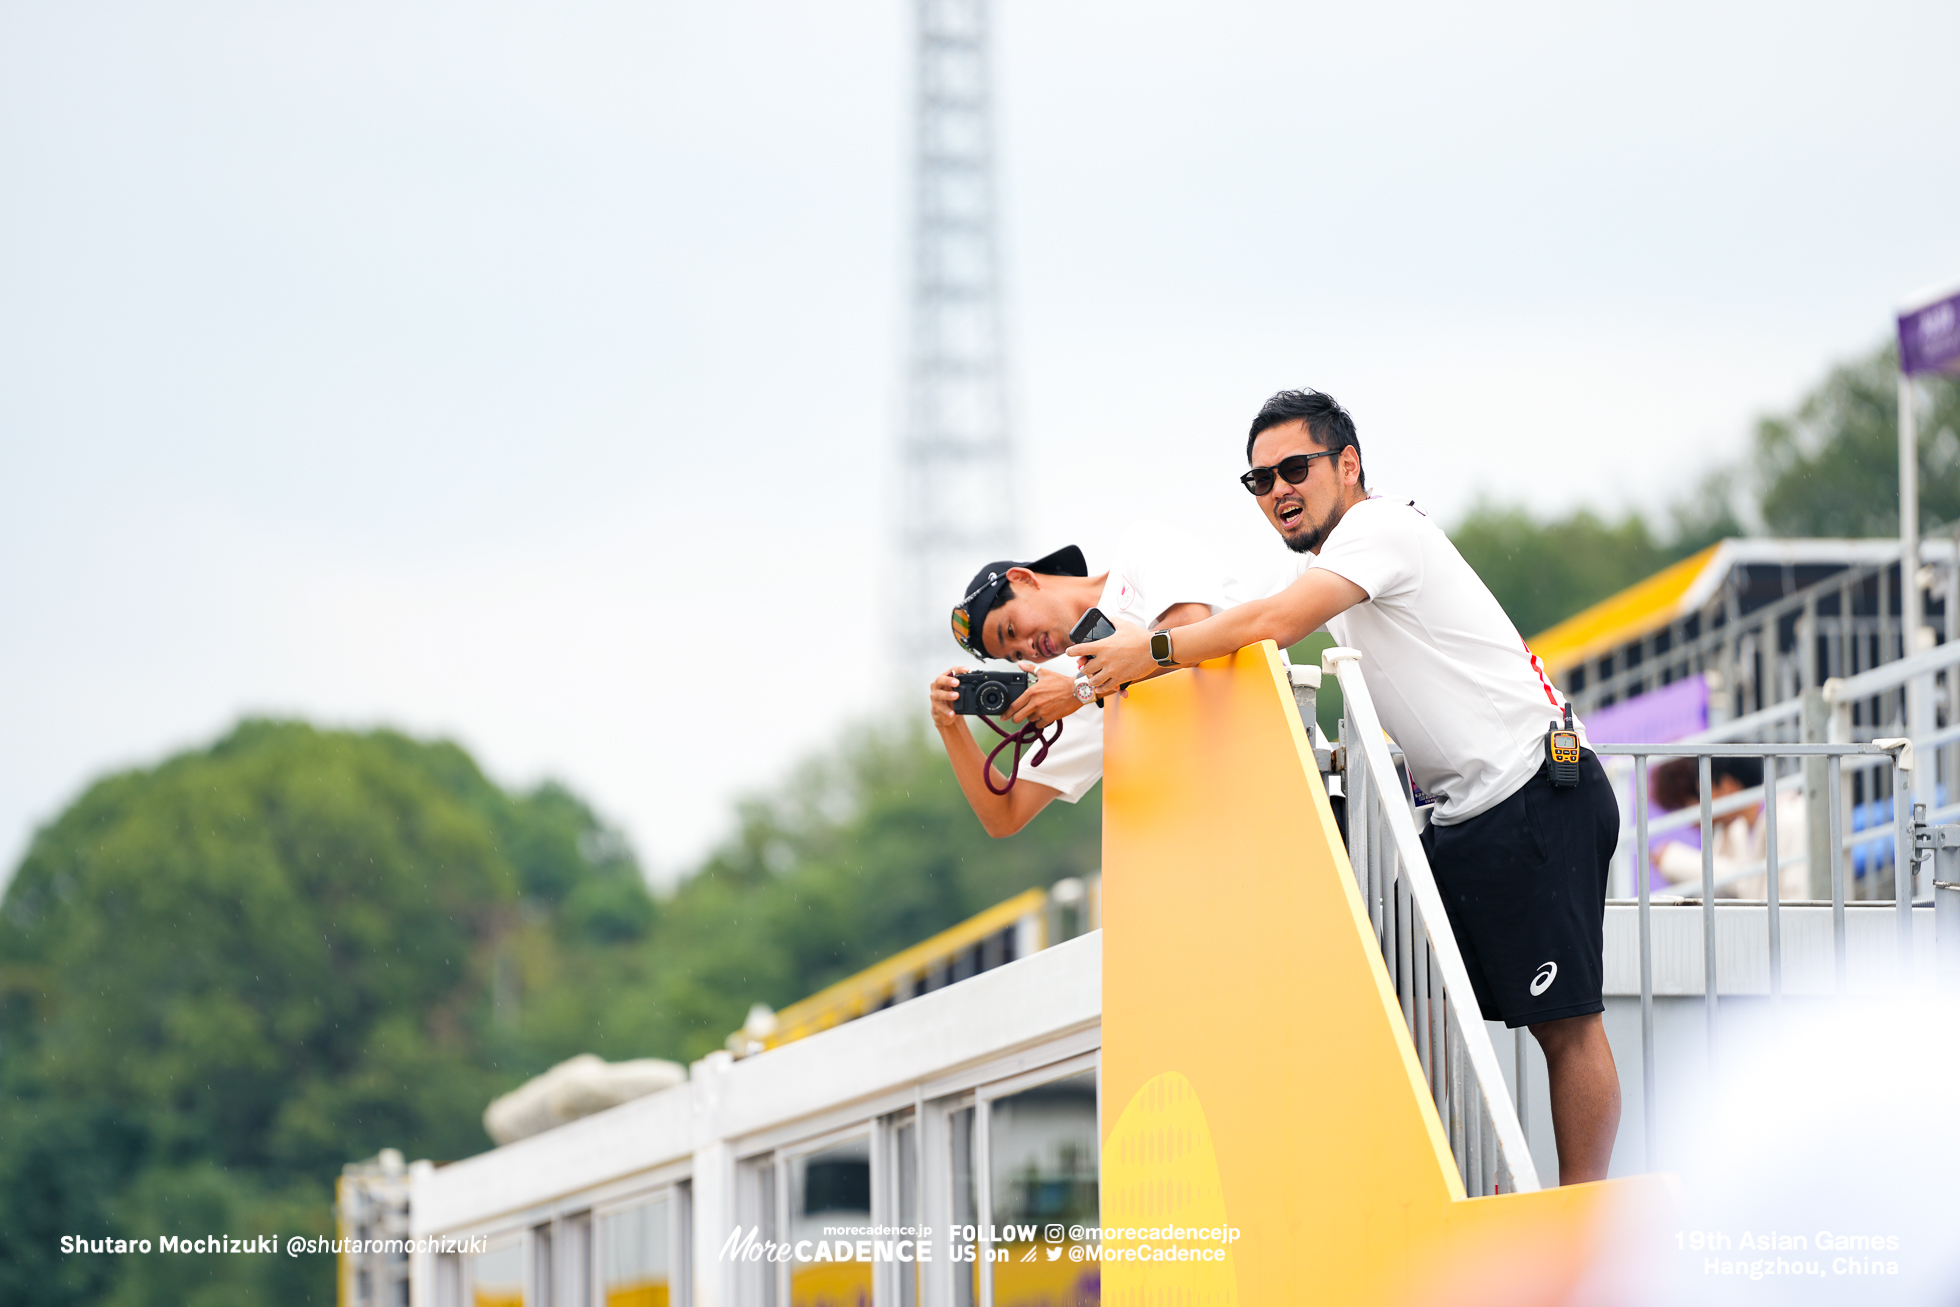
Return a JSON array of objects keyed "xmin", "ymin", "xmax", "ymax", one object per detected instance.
[{"xmin": 949, "ymin": 544, "xmax": 1088, "ymax": 660}]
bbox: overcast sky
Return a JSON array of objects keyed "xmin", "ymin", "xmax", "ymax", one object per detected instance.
[{"xmin": 4, "ymin": 0, "xmax": 1957, "ymax": 887}]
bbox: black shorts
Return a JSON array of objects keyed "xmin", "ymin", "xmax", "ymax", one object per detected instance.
[{"xmin": 1418, "ymin": 750, "xmax": 1618, "ymax": 1028}]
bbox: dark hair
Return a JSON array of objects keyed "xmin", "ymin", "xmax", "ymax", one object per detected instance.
[
  {"xmin": 1711, "ymin": 756, "xmax": 1764, "ymax": 790},
  {"xmin": 1650, "ymin": 757, "xmax": 1699, "ymax": 811},
  {"xmin": 1246, "ymin": 389, "xmax": 1364, "ymax": 488}
]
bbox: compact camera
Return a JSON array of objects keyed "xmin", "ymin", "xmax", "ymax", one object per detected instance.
[{"xmin": 954, "ymin": 670, "xmax": 1030, "ymax": 716}]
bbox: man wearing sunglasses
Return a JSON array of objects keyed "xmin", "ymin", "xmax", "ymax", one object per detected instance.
[
  {"xmin": 1069, "ymin": 388, "xmax": 1622, "ymax": 1186},
  {"xmin": 933, "ymin": 541, "xmax": 1243, "ymax": 837}
]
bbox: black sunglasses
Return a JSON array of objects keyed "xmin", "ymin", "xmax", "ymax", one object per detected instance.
[{"xmin": 1239, "ymin": 449, "xmax": 1338, "ymax": 496}]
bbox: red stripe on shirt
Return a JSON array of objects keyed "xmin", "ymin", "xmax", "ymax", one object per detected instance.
[{"xmin": 1523, "ymin": 640, "xmax": 1561, "ymax": 708}]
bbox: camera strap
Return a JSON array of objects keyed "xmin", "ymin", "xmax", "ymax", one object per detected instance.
[{"xmin": 976, "ymin": 715, "xmax": 1063, "ymax": 796}]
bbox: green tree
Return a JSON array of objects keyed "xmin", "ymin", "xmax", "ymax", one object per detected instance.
[
  {"xmin": 1753, "ymin": 345, "xmax": 1960, "ymax": 537},
  {"xmin": 0, "ymin": 713, "xmax": 1103, "ymax": 1305},
  {"xmin": 0, "ymin": 720, "xmax": 656, "ymax": 1307},
  {"xmin": 1448, "ymin": 504, "xmax": 1676, "ymax": 639}
]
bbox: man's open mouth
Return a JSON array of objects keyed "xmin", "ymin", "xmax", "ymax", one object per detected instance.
[
  {"xmin": 1037, "ymin": 633, "xmax": 1056, "ymax": 659},
  {"xmin": 1277, "ymin": 500, "xmax": 1304, "ymax": 526}
]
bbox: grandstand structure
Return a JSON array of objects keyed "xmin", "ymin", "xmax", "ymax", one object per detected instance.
[
  {"xmin": 1532, "ymin": 530, "xmax": 1960, "ymax": 738},
  {"xmin": 1529, "ymin": 529, "xmax": 1960, "ymax": 904}
]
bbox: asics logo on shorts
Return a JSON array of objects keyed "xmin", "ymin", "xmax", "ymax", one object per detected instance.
[{"xmin": 1530, "ymin": 961, "xmax": 1558, "ymax": 996}]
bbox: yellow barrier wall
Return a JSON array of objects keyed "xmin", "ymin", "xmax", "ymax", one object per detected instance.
[{"xmin": 1100, "ymin": 644, "xmax": 1641, "ymax": 1305}]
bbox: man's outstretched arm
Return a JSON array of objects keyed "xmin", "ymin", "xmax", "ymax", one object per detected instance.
[
  {"xmin": 1068, "ymin": 569, "xmax": 1367, "ymax": 694},
  {"xmin": 929, "ymin": 667, "xmax": 1062, "ymax": 837}
]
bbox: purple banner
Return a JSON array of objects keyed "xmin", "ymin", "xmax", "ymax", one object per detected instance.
[
  {"xmin": 1899, "ymin": 287, "xmax": 1960, "ymax": 376},
  {"xmin": 1583, "ymin": 673, "xmax": 1708, "ymax": 745}
]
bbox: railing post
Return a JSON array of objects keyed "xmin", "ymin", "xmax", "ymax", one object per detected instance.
[
  {"xmin": 1829, "ymin": 756, "xmax": 1847, "ymax": 993},
  {"xmin": 1764, "ymin": 754, "xmax": 1782, "ymax": 1006},
  {"xmin": 1698, "ymin": 755, "xmax": 1718, "ymax": 1062},
  {"xmin": 1880, "ymin": 739, "xmax": 1915, "ymax": 977},
  {"xmin": 1802, "ymin": 688, "xmax": 1833, "ymax": 900},
  {"xmin": 1634, "ymin": 754, "xmax": 1656, "ymax": 1172},
  {"xmin": 1802, "ymin": 596, "xmax": 1819, "ymax": 689},
  {"xmin": 1287, "ymin": 663, "xmax": 1320, "ymax": 739},
  {"xmin": 1341, "ymin": 712, "xmax": 1367, "ymax": 900},
  {"xmin": 1932, "ymin": 829, "xmax": 1960, "ymax": 990}
]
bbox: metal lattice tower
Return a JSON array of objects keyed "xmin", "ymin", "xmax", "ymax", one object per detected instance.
[{"xmin": 896, "ymin": 0, "xmax": 1015, "ymax": 680}]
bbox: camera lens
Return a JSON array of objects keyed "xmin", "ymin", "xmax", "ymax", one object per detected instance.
[{"xmin": 977, "ymin": 682, "xmax": 1009, "ymax": 714}]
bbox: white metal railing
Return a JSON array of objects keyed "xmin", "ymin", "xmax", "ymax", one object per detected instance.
[
  {"xmin": 1320, "ymin": 648, "xmax": 1541, "ymax": 1196},
  {"xmin": 1596, "ymin": 737, "xmax": 1922, "ymax": 1171},
  {"xmin": 1308, "ymin": 641, "xmax": 1960, "ymax": 1180},
  {"xmin": 1311, "ymin": 648, "xmax": 1949, "ymax": 1179}
]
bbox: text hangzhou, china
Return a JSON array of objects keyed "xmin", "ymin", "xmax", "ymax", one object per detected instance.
[{"xmin": 1675, "ymin": 1229, "xmax": 1904, "ymax": 1280}]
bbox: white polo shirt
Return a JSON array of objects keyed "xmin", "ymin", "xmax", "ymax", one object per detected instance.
[
  {"xmin": 1291, "ymin": 496, "xmax": 1584, "ymax": 825},
  {"xmin": 1011, "ymin": 533, "xmax": 1251, "ymax": 802}
]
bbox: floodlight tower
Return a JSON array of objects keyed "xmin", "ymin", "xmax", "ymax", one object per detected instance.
[{"xmin": 896, "ymin": 0, "xmax": 1015, "ymax": 680}]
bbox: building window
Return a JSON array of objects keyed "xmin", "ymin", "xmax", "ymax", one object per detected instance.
[
  {"xmin": 789, "ymin": 1138, "xmax": 872, "ymax": 1307},
  {"xmin": 601, "ymin": 1195, "xmax": 672, "ymax": 1307},
  {"xmin": 471, "ymin": 1236, "xmax": 524, "ymax": 1307},
  {"xmin": 559, "ymin": 1213, "xmax": 593, "ymax": 1307},
  {"xmin": 737, "ymin": 1157, "xmax": 779, "ymax": 1307},
  {"xmin": 989, "ymin": 1071, "xmax": 1100, "ymax": 1307},
  {"xmin": 894, "ymin": 1119, "xmax": 920, "ymax": 1307},
  {"xmin": 436, "ymin": 1254, "xmax": 463, "ymax": 1307},
  {"xmin": 949, "ymin": 1106, "xmax": 977, "ymax": 1307}
]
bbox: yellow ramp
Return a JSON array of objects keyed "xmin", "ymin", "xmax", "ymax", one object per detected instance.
[{"xmin": 1100, "ymin": 643, "xmax": 1645, "ymax": 1305}]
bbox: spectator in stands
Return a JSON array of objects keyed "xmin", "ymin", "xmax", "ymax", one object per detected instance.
[
  {"xmin": 1071, "ymin": 388, "xmax": 1621, "ymax": 1184},
  {"xmin": 1644, "ymin": 757, "xmax": 1702, "ymax": 892},
  {"xmin": 1651, "ymin": 756, "xmax": 1808, "ymax": 900}
]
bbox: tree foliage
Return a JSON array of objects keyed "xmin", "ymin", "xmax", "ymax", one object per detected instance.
[
  {"xmin": 1753, "ymin": 345, "xmax": 1960, "ymax": 538},
  {"xmin": 1450, "ymin": 504, "xmax": 1677, "ymax": 641},
  {"xmin": 0, "ymin": 716, "xmax": 1100, "ymax": 1305},
  {"xmin": 0, "ymin": 721, "xmax": 658, "ymax": 1306},
  {"xmin": 1452, "ymin": 342, "xmax": 1959, "ymax": 638}
]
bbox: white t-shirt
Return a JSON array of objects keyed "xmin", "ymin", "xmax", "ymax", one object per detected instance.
[
  {"xmin": 1011, "ymin": 535, "xmax": 1245, "ymax": 803},
  {"xmin": 1291, "ymin": 496, "xmax": 1584, "ymax": 825}
]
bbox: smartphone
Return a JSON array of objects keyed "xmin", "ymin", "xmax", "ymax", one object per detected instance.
[
  {"xmin": 1068, "ymin": 607, "xmax": 1118, "ymax": 708},
  {"xmin": 1069, "ymin": 606, "xmax": 1117, "ymax": 646}
]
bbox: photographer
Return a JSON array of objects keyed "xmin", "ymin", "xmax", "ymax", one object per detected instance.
[
  {"xmin": 1071, "ymin": 389, "xmax": 1622, "ymax": 1185},
  {"xmin": 932, "ymin": 542, "xmax": 1237, "ymax": 837}
]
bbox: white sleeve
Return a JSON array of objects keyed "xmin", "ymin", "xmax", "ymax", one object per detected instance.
[
  {"xmin": 1012, "ymin": 706, "xmax": 1104, "ymax": 804},
  {"xmin": 1120, "ymin": 530, "xmax": 1237, "ymax": 621},
  {"xmin": 1309, "ymin": 501, "xmax": 1421, "ymax": 601}
]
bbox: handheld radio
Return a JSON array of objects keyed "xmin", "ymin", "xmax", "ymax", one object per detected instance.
[{"xmin": 1547, "ymin": 703, "xmax": 1580, "ymax": 788}]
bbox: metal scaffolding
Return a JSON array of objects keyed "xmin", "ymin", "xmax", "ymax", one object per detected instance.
[{"xmin": 896, "ymin": 0, "xmax": 1015, "ymax": 681}]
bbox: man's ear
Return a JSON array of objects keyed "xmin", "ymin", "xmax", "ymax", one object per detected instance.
[
  {"xmin": 1005, "ymin": 566, "xmax": 1040, "ymax": 589},
  {"xmin": 1341, "ymin": 447, "xmax": 1362, "ymax": 487}
]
